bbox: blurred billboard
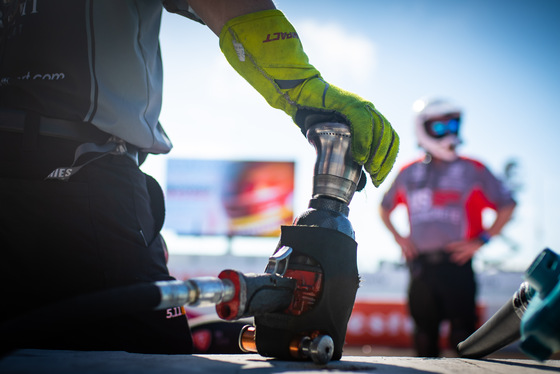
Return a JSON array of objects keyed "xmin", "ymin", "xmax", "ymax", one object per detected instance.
[{"xmin": 165, "ymin": 159, "xmax": 294, "ymax": 237}]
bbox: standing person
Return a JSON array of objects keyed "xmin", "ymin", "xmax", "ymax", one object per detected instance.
[
  {"xmin": 379, "ymin": 98, "xmax": 516, "ymax": 357},
  {"xmin": 0, "ymin": 1, "xmax": 399, "ymax": 354}
]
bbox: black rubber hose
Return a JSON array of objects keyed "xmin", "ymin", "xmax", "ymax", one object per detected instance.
[{"xmin": 0, "ymin": 282, "xmax": 162, "ymax": 356}]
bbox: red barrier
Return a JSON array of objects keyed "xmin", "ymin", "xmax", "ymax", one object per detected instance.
[{"xmin": 345, "ymin": 299, "xmax": 486, "ymax": 348}]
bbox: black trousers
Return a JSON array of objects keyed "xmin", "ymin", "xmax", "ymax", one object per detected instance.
[
  {"xmin": 0, "ymin": 131, "xmax": 193, "ymax": 354},
  {"xmin": 407, "ymin": 252, "xmax": 477, "ymax": 357}
]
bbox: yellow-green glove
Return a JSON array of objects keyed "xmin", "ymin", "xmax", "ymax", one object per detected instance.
[{"xmin": 219, "ymin": 9, "xmax": 399, "ymax": 187}]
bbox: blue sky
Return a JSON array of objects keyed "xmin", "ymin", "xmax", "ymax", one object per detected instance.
[{"xmin": 142, "ymin": 0, "xmax": 560, "ymax": 272}]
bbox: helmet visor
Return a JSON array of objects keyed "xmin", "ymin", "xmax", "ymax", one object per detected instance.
[{"xmin": 424, "ymin": 114, "xmax": 461, "ymax": 139}]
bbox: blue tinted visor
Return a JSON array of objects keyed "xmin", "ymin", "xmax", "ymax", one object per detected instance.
[{"xmin": 424, "ymin": 115, "xmax": 461, "ymax": 138}]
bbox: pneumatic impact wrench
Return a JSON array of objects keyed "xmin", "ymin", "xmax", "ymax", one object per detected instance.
[
  {"xmin": 182, "ymin": 122, "xmax": 362, "ymax": 364},
  {"xmin": 235, "ymin": 122, "xmax": 362, "ymax": 363}
]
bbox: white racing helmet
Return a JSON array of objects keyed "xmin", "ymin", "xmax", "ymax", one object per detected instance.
[{"xmin": 413, "ymin": 98, "xmax": 462, "ymax": 161}]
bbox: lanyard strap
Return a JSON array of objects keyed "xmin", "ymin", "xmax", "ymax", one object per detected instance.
[{"xmin": 46, "ymin": 136, "xmax": 138, "ymax": 181}]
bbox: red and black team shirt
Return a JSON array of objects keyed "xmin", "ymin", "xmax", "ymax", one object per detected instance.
[{"xmin": 381, "ymin": 156, "xmax": 516, "ymax": 252}]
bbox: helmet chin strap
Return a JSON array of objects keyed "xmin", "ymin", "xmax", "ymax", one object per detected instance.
[
  {"xmin": 418, "ymin": 133, "xmax": 460, "ymax": 162},
  {"xmin": 428, "ymin": 148, "xmax": 458, "ymax": 162}
]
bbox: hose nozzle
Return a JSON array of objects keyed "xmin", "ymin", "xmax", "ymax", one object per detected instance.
[{"xmin": 457, "ymin": 281, "xmax": 534, "ymax": 358}]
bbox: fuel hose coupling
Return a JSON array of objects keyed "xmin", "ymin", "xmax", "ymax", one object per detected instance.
[{"xmin": 154, "ymin": 277, "xmax": 235, "ymax": 310}]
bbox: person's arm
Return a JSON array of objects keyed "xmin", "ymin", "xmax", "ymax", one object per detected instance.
[
  {"xmin": 446, "ymin": 203, "xmax": 517, "ymax": 265},
  {"xmin": 183, "ymin": 0, "xmax": 399, "ymax": 187},
  {"xmin": 379, "ymin": 206, "xmax": 417, "ymax": 261},
  {"xmin": 186, "ymin": 0, "xmax": 276, "ymax": 35},
  {"xmin": 484, "ymin": 203, "xmax": 516, "ymax": 238},
  {"xmin": 379, "ymin": 206, "xmax": 399, "ymax": 240}
]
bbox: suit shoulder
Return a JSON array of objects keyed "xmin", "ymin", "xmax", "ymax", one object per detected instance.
[{"xmin": 458, "ymin": 156, "xmax": 486, "ymax": 170}]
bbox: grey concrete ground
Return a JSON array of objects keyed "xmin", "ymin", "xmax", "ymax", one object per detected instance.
[{"xmin": 1, "ymin": 350, "xmax": 559, "ymax": 374}]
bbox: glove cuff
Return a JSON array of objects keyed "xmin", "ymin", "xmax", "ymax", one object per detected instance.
[
  {"xmin": 219, "ymin": 9, "xmax": 283, "ymax": 40},
  {"xmin": 219, "ymin": 9, "xmax": 320, "ymax": 118}
]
